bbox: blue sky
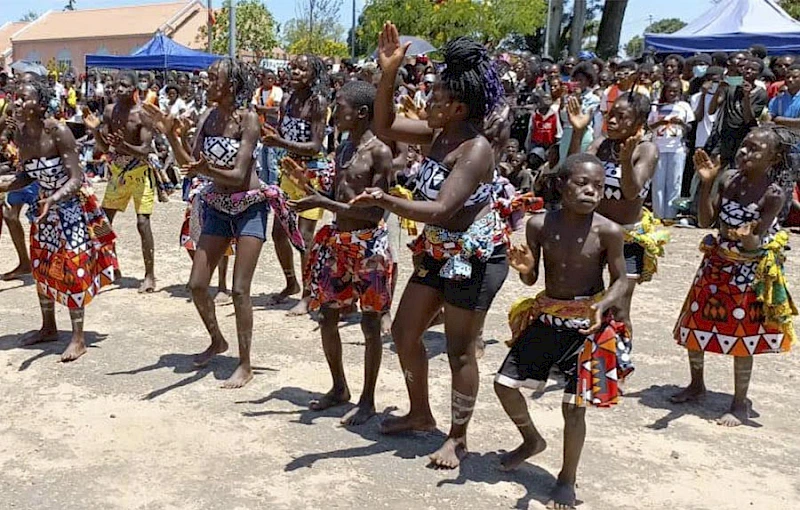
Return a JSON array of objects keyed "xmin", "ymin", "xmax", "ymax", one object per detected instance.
[{"xmin": 2, "ymin": 0, "xmax": 711, "ymax": 49}]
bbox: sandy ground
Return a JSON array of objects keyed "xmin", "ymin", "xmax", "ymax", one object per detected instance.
[{"xmin": 0, "ymin": 186, "xmax": 799, "ymax": 510}]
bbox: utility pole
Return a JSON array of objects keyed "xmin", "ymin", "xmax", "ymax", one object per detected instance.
[
  {"xmin": 543, "ymin": 0, "xmax": 553, "ymax": 57},
  {"xmin": 351, "ymin": 0, "xmax": 356, "ymax": 60},
  {"xmin": 228, "ymin": 0, "xmax": 236, "ymax": 58},
  {"xmin": 207, "ymin": 0, "xmax": 212, "ymax": 53},
  {"xmin": 309, "ymin": 0, "xmax": 316, "ymax": 50}
]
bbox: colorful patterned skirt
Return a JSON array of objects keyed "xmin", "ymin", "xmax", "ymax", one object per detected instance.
[
  {"xmin": 30, "ymin": 186, "xmax": 117, "ymax": 308},
  {"xmin": 674, "ymin": 234, "xmax": 796, "ymax": 356}
]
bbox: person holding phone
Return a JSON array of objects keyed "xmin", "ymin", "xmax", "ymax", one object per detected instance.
[
  {"xmin": 558, "ymin": 62, "xmax": 600, "ymax": 165},
  {"xmin": 709, "ymin": 54, "xmax": 768, "ymax": 169}
]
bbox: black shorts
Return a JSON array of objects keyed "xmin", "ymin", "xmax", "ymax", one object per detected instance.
[
  {"xmin": 624, "ymin": 241, "xmax": 645, "ymax": 277},
  {"xmin": 409, "ymin": 244, "xmax": 508, "ymax": 311},
  {"xmin": 495, "ymin": 321, "xmax": 585, "ymax": 400}
]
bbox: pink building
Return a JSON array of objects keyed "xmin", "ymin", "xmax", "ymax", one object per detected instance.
[{"xmin": 10, "ymin": 0, "xmax": 208, "ymax": 73}]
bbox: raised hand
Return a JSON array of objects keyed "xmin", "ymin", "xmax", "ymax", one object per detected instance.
[
  {"xmin": 508, "ymin": 244, "xmax": 535, "ymax": 275},
  {"xmin": 82, "ymin": 107, "xmax": 101, "ymax": 131},
  {"xmin": 693, "ymin": 148, "xmax": 720, "ymax": 184},
  {"xmin": 401, "ymin": 95, "xmax": 420, "ymax": 120},
  {"xmin": 142, "ymin": 103, "xmax": 174, "ymax": 135},
  {"xmin": 619, "ymin": 133, "xmax": 641, "ymax": 167},
  {"xmin": 566, "ymin": 95, "xmax": 590, "ymax": 131},
  {"xmin": 377, "ymin": 22, "xmax": 411, "ymax": 74},
  {"xmin": 280, "ymin": 156, "xmax": 312, "ymax": 192}
]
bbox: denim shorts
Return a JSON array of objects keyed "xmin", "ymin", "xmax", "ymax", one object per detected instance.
[
  {"xmin": 202, "ymin": 201, "xmax": 268, "ymax": 241},
  {"xmin": 5, "ymin": 182, "xmax": 40, "ymax": 207}
]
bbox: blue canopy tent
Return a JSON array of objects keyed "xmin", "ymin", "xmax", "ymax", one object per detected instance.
[
  {"xmin": 644, "ymin": 0, "xmax": 800, "ymax": 55},
  {"xmin": 85, "ymin": 33, "xmax": 221, "ymax": 71}
]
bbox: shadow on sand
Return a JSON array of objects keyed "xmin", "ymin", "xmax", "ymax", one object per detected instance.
[{"xmin": 107, "ymin": 352, "xmax": 276, "ymax": 400}]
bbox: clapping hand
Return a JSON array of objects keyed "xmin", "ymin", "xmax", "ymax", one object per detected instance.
[
  {"xmin": 693, "ymin": 148, "xmax": 720, "ymax": 184},
  {"xmin": 508, "ymin": 244, "xmax": 535, "ymax": 275},
  {"xmin": 566, "ymin": 95, "xmax": 590, "ymax": 131},
  {"xmin": 377, "ymin": 22, "xmax": 412, "ymax": 74},
  {"xmin": 182, "ymin": 153, "xmax": 209, "ymax": 177},
  {"xmin": 261, "ymin": 124, "xmax": 280, "ymax": 145},
  {"xmin": 349, "ymin": 187, "xmax": 385, "ymax": 207}
]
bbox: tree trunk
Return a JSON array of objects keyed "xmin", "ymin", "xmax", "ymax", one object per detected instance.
[
  {"xmin": 595, "ymin": 0, "xmax": 629, "ymax": 59},
  {"xmin": 547, "ymin": 0, "xmax": 564, "ymax": 58},
  {"xmin": 569, "ymin": 0, "xmax": 587, "ymax": 56}
]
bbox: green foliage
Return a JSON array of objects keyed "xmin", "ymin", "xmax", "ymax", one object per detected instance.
[
  {"xmin": 646, "ymin": 18, "xmax": 687, "ymax": 34},
  {"xmin": 782, "ymin": 0, "xmax": 800, "ymax": 19},
  {"xmin": 357, "ymin": 0, "xmax": 546, "ymax": 53},
  {"xmin": 624, "ymin": 35, "xmax": 643, "ymax": 57},
  {"xmin": 196, "ymin": 0, "xmax": 278, "ymax": 58},
  {"xmin": 19, "ymin": 11, "xmax": 39, "ymax": 21},
  {"xmin": 283, "ymin": 0, "xmax": 349, "ymax": 57}
]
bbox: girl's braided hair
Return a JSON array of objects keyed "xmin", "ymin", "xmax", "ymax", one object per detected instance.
[
  {"xmin": 441, "ymin": 37, "xmax": 503, "ymax": 120},
  {"xmin": 750, "ymin": 124, "xmax": 800, "ymax": 221},
  {"xmin": 218, "ymin": 57, "xmax": 256, "ymax": 110},
  {"xmin": 302, "ymin": 54, "xmax": 331, "ymax": 100}
]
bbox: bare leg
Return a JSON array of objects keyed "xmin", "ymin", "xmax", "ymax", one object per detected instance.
[
  {"xmin": 311, "ymin": 306, "xmax": 351, "ymax": 410},
  {"xmin": 61, "ymin": 308, "xmax": 87, "ymax": 362},
  {"xmin": 670, "ymin": 350, "xmax": 706, "ymax": 403},
  {"xmin": 222, "ymin": 235, "xmax": 264, "ymax": 389},
  {"xmin": 546, "ymin": 404, "xmax": 586, "ymax": 510},
  {"xmin": 188, "ymin": 234, "xmax": 231, "ymax": 367},
  {"xmin": 718, "ymin": 357, "xmax": 754, "ymax": 427},
  {"xmin": 380, "ymin": 282, "xmax": 443, "ymax": 435},
  {"xmin": 267, "ymin": 217, "xmax": 301, "ymax": 304},
  {"xmin": 20, "ymin": 294, "xmax": 59, "ymax": 345},
  {"xmin": 494, "ymin": 382, "xmax": 547, "ymax": 471},
  {"xmin": 381, "ymin": 262, "xmax": 399, "ymax": 336},
  {"xmin": 103, "ymin": 208, "xmax": 122, "ymax": 281},
  {"xmin": 286, "ymin": 218, "xmax": 317, "ymax": 316},
  {"xmin": 136, "ymin": 214, "xmax": 156, "ymax": 293},
  {"xmin": 428, "ymin": 303, "xmax": 484, "ymax": 469},
  {"xmin": 342, "ymin": 311, "xmax": 382, "ymax": 426},
  {"xmin": 214, "ymin": 255, "xmax": 232, "ymax": 303},
  {"xmin": 1, "ymin": 203, "xmax": 31, "ymax": 280}
]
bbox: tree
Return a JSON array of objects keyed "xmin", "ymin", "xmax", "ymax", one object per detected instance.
[
  {"xmin": 624, "ymin": 35, "xmax": 643, "ymax": 57},
  {"xmin": 595, "ymin": 0, "xmax": 628, "ymax": 58},
  {"xmin": 356, "ymin": 0, "xmax": 545, "ymax": 53},
  {"xmin": 283, "ymin": 0, "xmax": 349, "ymax": 57},
  {"xmin": 19, "ymin": 11, "xmax": 39, "ymax": 21},
  {"xmin": 646, "ymin": 18, "xmax": 687, "ymax": 34},
  {"xmin": 782, "ymin": 0, "xmax": 800, "ymax": 18},
  {"xmin": 196, "ymin": 0, "xmax": 278, "ymax": 58},
  {"xmin": 64, "ymin": 0, "xmax": 76, "ymax": 11}
]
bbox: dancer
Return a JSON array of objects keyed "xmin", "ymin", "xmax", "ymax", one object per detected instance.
[
  {"xmin": 672, "ymin": 127, "xmax": 797, "ymax": 426},
  {"xmin": 568, "ymin": 92, "xmax": 664, "ymax": 336},
  {"xmin": 290, "ymin": 80, "xmax": 394, "ymax": 425},
  {"xmin": 1, "ymin": 123, "xmax": 36, "ymax": 280},
  {"xmin": 84, "ymin": 70, "xmax": 157, "ymax": 292},
  {"xmin": 262, "ymin": 54, "xmax": 332, "ymax": 315},
  {"xmin": 0, "ymin": 76, "xmax": 116, "ymax": 361},
  {"xmin": 180, "ymin": 58, "xmax": 303, "ymax": 388},
  {"xmin": 494, "ymin": 153, "xmax": 631, "ymax": 509},
  {"xmin": 141, "ymin": 103, "xmax": 232, "ymax": 302},
  {"xmin": 350, "ymin": 23, "xmax": 506, "ymax": 468}
]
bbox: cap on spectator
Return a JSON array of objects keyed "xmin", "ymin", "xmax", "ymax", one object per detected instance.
[{"xmin": 693, "ymin": 54, "xmax": 712, "ymax": 65}]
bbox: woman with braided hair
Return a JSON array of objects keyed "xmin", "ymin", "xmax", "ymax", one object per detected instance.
[
  {"xmin": 672, "ymin": 124, "xmax": 797, "ymax": 427},
  {"xmin": 149, "ymin": 58, "xmax": 303, "ymax": 388},
  {"xmin": 0, "ymin": 75, "xmax": 117, "ymax": 362},
  {"xmin": 350, "ymin": 23, "xmax": 507, "ymax": 468},
  {"xmin": 262, "ymin": 54, "xmax": 332, "ymax": 316}
]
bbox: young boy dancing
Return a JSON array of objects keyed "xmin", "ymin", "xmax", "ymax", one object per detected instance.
[
  {"xmin": 494, "ymin": 154, "xmax": 633, "ymax": 509},
  {"xmin": 290, "ymin": 80, "xmax": 394, "ymax": 426}
]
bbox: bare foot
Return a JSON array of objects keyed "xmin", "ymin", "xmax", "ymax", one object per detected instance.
[
  {"xmin": 499, "ymin": 436, "xmax": 547, "ymax": 471},
  {"xmin": 380, "ymin": 312, "xmax": 392, "ymax": 337},
  {"xmin": 669, "ymin": 384, "xmax": 706, "ymax": 404},
  {"xmin": 718, "ymin": 400, "xmax": 750, "ymax": 427},
  {"xmin": 1, "ymin": 264, "xmax": 32, "ymax": 281},
  {"xmin": 214, "ymin": 289, "xmax": 232, "ymax": 304},
  {"xmin": 380, "ymin": 412, "xmax": 437, "ymax": 435},
  {"xmin": 221, "ymin": 364, "xmax": 253, "ymax": 389},
  {"xmin": 20, "ymin": 328, "xmax": 59, "ymax": 346},
  {"xmin": 309, "ymin": 388, "xmax": 351, "ymax": 411},
  {"xmin": 341, "ymin": 401, "xmax": 375, "ymax": 426},
  {"xmin": 266, "ymin": 281, "xmax": 301, "ymax": 305},
  {"xmin": 157, "ymin": 189, "xmax": 170, "ymax": 203},
  {"xmin": 60, "ymin": 337, "xmax": 87, "ymax": 362},
  {"xmin": 193, "ymin": 338, "xmax": 229, "ymax": 367},
  {"xmin": 547, "ymin": 482, "xmax": 577, "ymax": 510},
  {"xmin": 476, "ymin": 335, "xmax": 486, "ymax": 360},
  {"xmin": 286, "ymin": 296, "xmax": 310, "ymax": 317},
  {"xmin": 138, "ymin": 274, "xmax": 156, "ymax": 294},
  {"xmin": 429, "ymin": 436, "xmax": 467, "ymax": 469}
]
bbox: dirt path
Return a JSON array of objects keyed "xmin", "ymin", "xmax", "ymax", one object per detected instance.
[{"xmin": 0, "ymin": 191, "xmax": 798, "ymax": 510}]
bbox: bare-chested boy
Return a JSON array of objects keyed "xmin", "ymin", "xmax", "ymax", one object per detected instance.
[
  {"xmin": 494, "ymin": 153, "xmax": 632, "ymax": 510},
  {"xmin": 290, "ymin": 80, "xmax": 394, "ymax": 426},
  {"xmin": 84, "ymin": 70, "xmax": 156, "ymax": 292}
]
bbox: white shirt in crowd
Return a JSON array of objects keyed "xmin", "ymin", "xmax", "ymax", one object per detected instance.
[
  {"xmin": 689, "ymin": 92, "xmax": 717, "ymax": 149},
  {"xmin": 647, "ymin": 100, "xmax": 695, "ymax": 153}
]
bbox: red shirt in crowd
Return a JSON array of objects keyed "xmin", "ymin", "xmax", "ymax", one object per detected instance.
[{"xmin": 529, "ymin": 107, "xmax": 562, "ymax": 148}]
